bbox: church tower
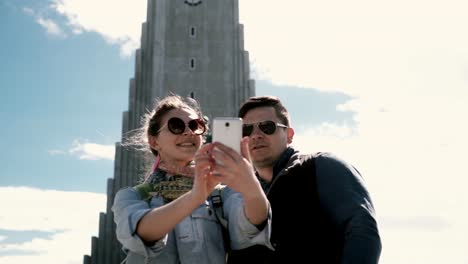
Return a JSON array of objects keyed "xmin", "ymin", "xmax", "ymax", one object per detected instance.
[{"xmin": 83, "ymin": 0, "xmax": 254, "ymax": 263}]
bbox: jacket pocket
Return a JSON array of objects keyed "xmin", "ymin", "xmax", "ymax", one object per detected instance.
[{"xmin": 178, "ymin": 203, "xmax": 220, "ymax": 243}]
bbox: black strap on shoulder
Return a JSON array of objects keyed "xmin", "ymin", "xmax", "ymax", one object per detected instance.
[
  {"xmin": 210, "ymin": 185, "xmax": 228, "ymax": 228},
  {"xmin": 210, "ymin": 186, "xmax": 231, "ymax": 257}
]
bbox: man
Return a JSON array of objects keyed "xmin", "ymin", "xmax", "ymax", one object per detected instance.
[{"xmin": 231, "ymin": 96, "xmax": 381, "ymax": 263}]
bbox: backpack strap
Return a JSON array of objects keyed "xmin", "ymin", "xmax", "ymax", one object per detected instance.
[
  {"xmin": 210, "ymin": 185, "xmax": 228, "ymax": 228},
  {"xmin": 210, "ymin": 185, "xmax": 230, "ymax": 256}
]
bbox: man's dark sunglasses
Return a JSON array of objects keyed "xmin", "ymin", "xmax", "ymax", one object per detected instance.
[
  {"xmin": 242, "ymin": 120, "xmax": 288, "ymax": 137},
  {"xmin": 160, "ymin": 117, "xmax": 206, "ymax": 135}
]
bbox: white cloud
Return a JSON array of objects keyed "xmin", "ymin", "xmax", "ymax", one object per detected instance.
[
  {"xmin": 48, "ymin": 139, "xmax": 115, "ymax": 160},
  {"xmin": 36, "ymin": 17, "xmax": 65, "ymax": 37},
  {"xmin": 69, "ymin": 139, "xmax": 115, "ymax": 160},
  {"xmin": 22, "ymin": 6, "xmax": 65, "ymax": 37},
  {"xmin": 240, "ymin": 0, "xmax": 468, "ymax": 94},
  {"xmin": 0, "ymin": 187, "xmax": 106, "ymax": 264},
  {"xmin": 49, "ymin": 0, "xmax": 147, "ymax": 56}
]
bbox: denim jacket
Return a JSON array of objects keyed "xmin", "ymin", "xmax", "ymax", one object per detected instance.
[{"xmin": 112, "ymin": 184, "xmax": 272, "ymax": 264}]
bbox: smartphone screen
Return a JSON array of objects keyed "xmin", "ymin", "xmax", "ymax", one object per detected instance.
[{"xmin": 212, "ymin": 117, "xmax": 242, "ymax": 154}]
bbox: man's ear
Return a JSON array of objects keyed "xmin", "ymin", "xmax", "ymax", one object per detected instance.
[{"xmin": 287, "ymin": 127, "xmax": 295, "ymax": 144}]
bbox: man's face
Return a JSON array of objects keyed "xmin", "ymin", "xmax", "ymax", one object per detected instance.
[{"xmin": 242, "ymin": 106, "xmax": 293, "ymax": 169}]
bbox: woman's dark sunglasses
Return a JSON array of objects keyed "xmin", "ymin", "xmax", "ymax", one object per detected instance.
[
  {"xmin": 160, "ymin": 117, "xmax": 206, "ymax": 135},
  {"xmin": 242, "ymin": 120, "xmax": 288, "ymax": 137}
]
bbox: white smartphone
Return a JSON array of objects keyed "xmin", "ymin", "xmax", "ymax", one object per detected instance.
[{"xmin": 212, "ymin": 117, "xmax": 242, "ymax": 154}]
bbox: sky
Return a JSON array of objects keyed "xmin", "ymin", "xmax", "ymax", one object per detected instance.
[{"xmin": 1, "ymin": 0, "xmax": 467, "ymax": 263}]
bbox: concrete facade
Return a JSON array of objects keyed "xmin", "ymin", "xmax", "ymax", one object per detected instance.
[{"xmin": 83, "ymin": 0, "xmax": 254, "ymax": 262}]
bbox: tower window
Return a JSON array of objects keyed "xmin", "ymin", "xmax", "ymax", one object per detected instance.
[
  {"xmin": 190, "ymin": 58, "xmax": 196, "ymax": 70},
  {"xmin": 184, "ymin": 0, "xmax": 202, "ymax": 6},
  {"xmin": 190, "ymin": 26, "xmax": 196, "ymax": 38}
]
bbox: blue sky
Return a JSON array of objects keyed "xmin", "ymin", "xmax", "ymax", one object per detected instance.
[
  {"xmin": 0, "ymin": 1, "xmax": 131, "ymax": 193},
  {"xmin": 1, "ymin": 0, "xmax": 468, "ymax": 263}
]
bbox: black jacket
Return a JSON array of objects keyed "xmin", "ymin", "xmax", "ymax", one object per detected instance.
[{"xmin": 229, "ymin": 148, "xmax": 381, "ymax": 264}]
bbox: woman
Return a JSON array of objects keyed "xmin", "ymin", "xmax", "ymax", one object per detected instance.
[{"xmin": 112, "ymin": 94, "xmax": 272, "ymax": 263}]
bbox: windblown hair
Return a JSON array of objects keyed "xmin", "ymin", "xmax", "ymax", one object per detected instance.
[{"xmin": 122, "ymin": 93, "xmax": 206, "ymax": 157}]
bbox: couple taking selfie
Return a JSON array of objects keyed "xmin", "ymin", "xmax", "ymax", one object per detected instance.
[{"xmin": 112, "ymin": 94, "xmax": 382, "ymax": 264}]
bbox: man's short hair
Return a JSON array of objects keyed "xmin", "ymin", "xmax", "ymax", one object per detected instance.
[{"xmin": 238, "ymin": 96, "xmax": 290, "ymax": 126}]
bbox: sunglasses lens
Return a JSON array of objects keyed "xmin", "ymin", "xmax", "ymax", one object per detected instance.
[
  {"xmin": 167, "ymin": 118, "xmax": 185, "ymax": 135},
  {"xmin": 259, "ymin": 121, "xmax": 277, "ymax": 135},
  {"xmin": 242, "ymin": 124, "xmax": 254, "ymax": 137},
  {"xmin": 188, "ymin": 119, "xmax": 205, "ymax": 135}
]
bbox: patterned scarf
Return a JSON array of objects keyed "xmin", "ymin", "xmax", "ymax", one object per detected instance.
[{"xmin": 146, "ymin": 168, "xmax": 194, "ymax": 202}]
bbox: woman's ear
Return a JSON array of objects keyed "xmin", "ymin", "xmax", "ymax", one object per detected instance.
[
  {"xmin": 287, "ymin": 127, "xmax": 295, "ymax": 144},
  {"xmin": 148, "ymin": 135, "xmax": 159, "ymax": 151}
]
